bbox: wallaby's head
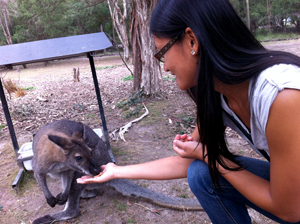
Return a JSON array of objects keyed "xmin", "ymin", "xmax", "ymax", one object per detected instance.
[{"xmin": 47, "ymin": 128, "xmax": 102, "ymax": 176}]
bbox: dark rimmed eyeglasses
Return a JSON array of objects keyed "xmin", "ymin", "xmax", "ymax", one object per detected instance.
[{"xmin": 154, "ymin": 35, "xmax": 179, "ymax": 63}]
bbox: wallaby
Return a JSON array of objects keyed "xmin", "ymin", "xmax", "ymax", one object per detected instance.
[
  {"xmin": 32, "ymin": 119, "xmax": 202, "ymax": 224},
  {"xmin": 32, "ymin": 119, "xmax": 111, "ymax": 208}
]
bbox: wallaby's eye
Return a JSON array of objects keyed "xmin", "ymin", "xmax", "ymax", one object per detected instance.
[{"xmin": 75, "ymin": 156, "xmax": 83, "ymax": 162}]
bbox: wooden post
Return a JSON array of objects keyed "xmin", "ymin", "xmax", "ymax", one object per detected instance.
[
  {"xmin": 101, "ymin": 25, "xmax": 106, "ymax": 55},
  {"xmin": 245, "ymin": 0, "xmax": 250, "ymax": 30},
  {"xmin": 266, "ymin": 0, "xmax": 271, "ymax": 33}
]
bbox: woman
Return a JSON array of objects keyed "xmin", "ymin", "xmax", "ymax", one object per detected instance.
[{"xmin": 78, "ymin": 0, "xmax": 300, "ymax": 223}]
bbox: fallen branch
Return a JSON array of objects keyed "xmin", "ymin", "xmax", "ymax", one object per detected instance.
[
  {"xmin": 111, "ymin": 103, "xmax": 149, "ymax": 142},
  {"xmin": 109, "ymin": 129, "xmax": 118, "ymax": 141},
  {"xmin": 134, "ymin": 203, "xmax": 161, "ymax": 216}
]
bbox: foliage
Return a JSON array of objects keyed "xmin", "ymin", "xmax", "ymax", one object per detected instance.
[
  {"xmin": 3, "ymin": 79, "xmax": 27, "ymax": 98},
  {"xmin": 0, "ymin": 124, "xmax": 6, "ymax": 131},
  {"xmin": 126, "ymin": 219, "xmax": 137, "ymax": 223},
  {"xmin": 117, "ymin": 203, "xmax": 127, "ymax": 211},
  {"xmin": 1, "ymin": 0, "xmax": 114, "ymax": 44},
  {"xmin": 122, "ymin": 75, "xmax": 133, "ymax": 81},
  {"xmin": 117, "ymin": 90, "xmax": 144, "ymax": 118},
  {"xmin": 117, "ymin": 90, "xmax": 143, "ymax": 108},
  {"xmin": 96, "ymin": 65, "xmax": 118, "ymax": 70},
  {"xmin": 174, "ymin": 113, "xmax": 196, "ymax": 135},
  {"xmin": 256, "ymin": 31, "xmax": 299, "ymax": 41},
  {"xmin": 229, "ymin": 0, "xmax": 300, "ymax": 34},
  {"xmin": 3, "ymin": 79, "xmax": 18, "ymax": 92},
  {"xmin": 0, "ymin": 0, "xmax": 299, "ymax": 46},
  {"xmin": 25, "ymin": 86, "xmax": 35, "ymax": 90}
]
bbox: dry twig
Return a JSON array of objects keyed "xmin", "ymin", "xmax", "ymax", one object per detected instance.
[
  {"xmin": 118, "ymin": 103, "xmax": 149, "ymax": 141},
  {"xmin": 134, "ymin": 203, "xmax": 161, "ymax": 216}
]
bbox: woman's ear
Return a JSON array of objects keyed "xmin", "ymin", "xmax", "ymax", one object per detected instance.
[{"xmin": 185, "ymin": 27, "xmax": 199, "ymax": 55}]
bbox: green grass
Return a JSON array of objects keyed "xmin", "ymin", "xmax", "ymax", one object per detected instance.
[
  {"xmin": 112, "ymin": 199, "xmax": 127, "ymax": 212},
  {"xmin": 112, "ymin": 146, "xmax": 129, "ymax": 156},
  {"xmin": 122, "ymin": 75, "xmax": 133, "ymax": 81},
  {"xmin": 96, "ymin": 65, "xmax": 118, "ymax": 70},
  {"xmin": 117, "ymin": 91, "xmax": 144, "ymax": 118},
  {"xmin": 112, "ymin": 199, "xmax": 119, "ymax": 207},
  {"xmin": 179, "ymin": 193, "xmax": 189, "ymax": 198},
  {"xmin": 174, "ymin": 113, "xmax": 197, "ymax": 135},
  {"xmin": 0, "ymin": 124, "xmax": 6, "ymax": 131},
  {"xmin": 25, "ymin": 86, "xmax": 35, "ymax": 90},
  {"xmin": 85, "ymin": 114, "xmax": 96, "ymax": 118},
  {"xmin": 118, "ymin": 203, "xmax": 127, "ymax": 212},
  {"xmin": 256, "ymin": 30, "xmax": 299, "ymax": 42},
  {"xmin": 18, "ymin": 171, "xmax": 37, "ymax": 196}
]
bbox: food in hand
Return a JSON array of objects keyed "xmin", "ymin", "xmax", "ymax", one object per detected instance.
[{"xmin": 94, "ymin": 172, "xmax": 103, "ymax": 178}]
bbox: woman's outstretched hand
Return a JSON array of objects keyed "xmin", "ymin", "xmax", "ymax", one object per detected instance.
[
  {"xmin": 173, "ymin": 134, "xmax": 204, "ymax": 160},
  {"xmin": 77, "ymin": 162, "xmax": 116, "ymax": 184}
]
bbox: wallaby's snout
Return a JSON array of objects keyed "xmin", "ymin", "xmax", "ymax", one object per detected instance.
[{"xmin": 65, "ymin": 138, "xmax": 102, "ymax": 176}]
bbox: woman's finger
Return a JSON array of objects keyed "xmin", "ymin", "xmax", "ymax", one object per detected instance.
[
  {"xmin": 76, "ymin": 177, "xmax": 95, "ymax": 184},
  {"xmin": 79, "ymin": 175, "xmax": 93, "ymax": 180}
]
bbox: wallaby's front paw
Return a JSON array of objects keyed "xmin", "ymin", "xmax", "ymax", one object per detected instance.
[
  {"xmin": 46, "ymin": 196, "xmax": 57, "ymax": 207},
  {"xmin": 32, "ymin": 215, "xmax": 54, "ymax": 224},
  {"xmin": 56, "ymin": 192, "xmax": 68, "ymax": 205}
]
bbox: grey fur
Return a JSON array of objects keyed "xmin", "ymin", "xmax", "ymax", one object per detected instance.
[{"xmin": 32, "ymin": 120, "xmax": 202, "ymax": 224}]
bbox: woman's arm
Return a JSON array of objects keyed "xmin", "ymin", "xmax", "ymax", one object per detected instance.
[
  {"xmin": 77, "ymin": 154, "xmax": 194, "ymax": 184},
  {"xmin": 218, "ymin": 89, "xmax": 300, "ymax": 222},
  {"xmin": 77, "ymin": 127, "xmax": 200, "ymax": 184},
  {"xmin": 112, "ymin": 155, "xmax": 193, "ymax": 180}
]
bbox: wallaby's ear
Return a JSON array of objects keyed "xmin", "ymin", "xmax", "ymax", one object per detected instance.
[
  {"xmin": 48, "ymin": 135, "xmax": 72, "ymax": 155},
  {"xmin": 70, "ymin": 122, "xmax": 92, "ymax": 152},
  {"xmin": 71, "ymin": 122, "xmax": 84, "ymax": 142},
  {"xmin": 83, "ymin": 123, "xmax": 98, "ymax": 148},
  {"xmin": 71, "ymin": 131, "xmax": 83, "ymax": 142}
]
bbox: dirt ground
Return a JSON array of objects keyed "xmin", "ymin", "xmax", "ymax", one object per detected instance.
[{"xmin": 1, "ymin": 38, "xmax": 300, "ymax": 224}]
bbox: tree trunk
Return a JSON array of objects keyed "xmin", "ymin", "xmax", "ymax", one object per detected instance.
[
  {"xmin": 245, "ymin": 0, "xmax": 250, "ymax": 30},
  {"xmin": 130, "ymin": 0, "xmax": 162, "ymax": 95},
  {"xmin": 0, "ymin": 2, "xmax": 13, "ymax": 45},
  {"xmin": 266, "ymin": 0, "xmax": 271, "ymax": 33},
  {"xmin": 107, "ymin": 0, "xmax": 130, "ymax": 63}
]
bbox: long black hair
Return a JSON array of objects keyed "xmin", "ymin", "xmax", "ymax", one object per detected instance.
[{"xmin": 150, "ymin": 0, "xmax": 300, "ymax": 186}]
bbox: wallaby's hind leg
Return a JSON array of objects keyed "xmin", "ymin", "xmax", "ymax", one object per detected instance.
[
  {"xmin": 55, "ymin": 170, "xmax": 74, "ymax": 205},
  {"xmin": 32, "ymin": 199, "xmax": 81, "ymax": 224},
  {"xmin": 32, "ymin": 173, "xmax": 85, "ymax": 224}
]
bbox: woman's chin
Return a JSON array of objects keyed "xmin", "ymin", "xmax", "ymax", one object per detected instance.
[{"xmin": 176, "ymin": 81, "xmax": 189, "ymax": 91}]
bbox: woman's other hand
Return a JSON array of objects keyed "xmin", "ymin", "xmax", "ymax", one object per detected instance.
[
  {"xmin": 173, "ymin": 138, "xmax": 204, "ymax": 160},
  {"xmin": 174, "ymin": 133, "xmax": 193, "ymax": 142}
]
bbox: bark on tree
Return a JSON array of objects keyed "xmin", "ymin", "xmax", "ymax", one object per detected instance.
[
  {"xmin": 0, "ymin": 0, "xmax": 13, "ymax": 45},
  {"xmin": 245, "ymin": 0, "xmax": 250, "ymax": 30},
  {"xmin": 107, "ymin": 0, "xmax": 130, "ymax": 63},
  {"xmin": 266, "ymin": 0, "xmax": 271, "ymax": 33},
  {"xmin": 130, "ymin": 0, "xmax": 162, "ymax": 95}
]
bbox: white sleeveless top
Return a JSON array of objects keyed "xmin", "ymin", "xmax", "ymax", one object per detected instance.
[{"xmin": 221, "ymin": 64, "xmax": 300, "ymax": 158}]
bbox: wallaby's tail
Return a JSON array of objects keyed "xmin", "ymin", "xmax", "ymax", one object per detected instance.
[{"xmin": 106, "ymin": 179, "xmax": 203, "ymax": 211}]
